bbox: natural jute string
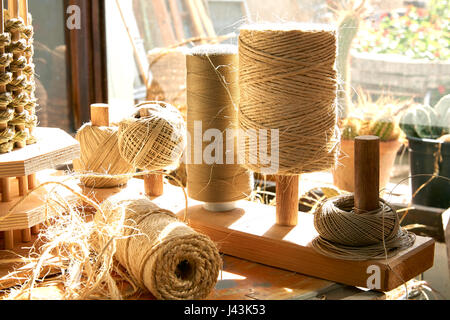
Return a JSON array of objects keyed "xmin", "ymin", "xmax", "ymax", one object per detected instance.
[
  {"xmin": 238, "ymin": 24, "xmax": 340, "ymax": 175},
  {"xmin": 186, "ymin": 44, "xmax": 252, "ymax": 203},
  {"xmin": 94, "ymin": 193, "xmax": 222, "ymax": 300},
  {"xmin": 5, "ymin": 11, "xmax": 37, "ymax": 147},
  {"xmin": 73, "ymin": 123, "xmax": 136, "ymax": 188},
  {"xmin": 118, "ymin": 101, "xmax": 186, "ymax": 170},
  {"xmin": 312, "ymin": 195, "xmax": 416, "ymax": 261}
]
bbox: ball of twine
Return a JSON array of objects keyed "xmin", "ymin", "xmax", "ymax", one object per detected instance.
[
  {"xmin": 95, "ymin": 194, "xmax": 222, "ymax": 300},
  {"xmin": 73, "ymin": 123, "xmax": 135, "ymax": 188},
  {"xmin": 118, "ymin": 101, "xmax": 186, "ymax": 170},
  {"xmin": 238, "ymin": 24, "xmax": 340, "ymax": 175},
  {"xmin": 312, "ymin": 195, "xmax": 416, "ymax": 261}
]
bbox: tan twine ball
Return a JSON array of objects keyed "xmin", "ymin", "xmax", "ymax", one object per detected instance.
[
  {"xmin": 238, "ymin": 24, "xmax": 340, "ymax": 175},
  {"xmin": 94, "ymin": 194, "xmax": 222, "ymax": 300},
  {"xmin": 118, "ymin": 101, "xmax": 186, "ymax": 170},
  {"xmin": 312, "ymin": 195, "xmax": 416, "ymax": 261},
  {"xmin": 73, "ymin": 123, "xmax": 135, "ymax": 188}
]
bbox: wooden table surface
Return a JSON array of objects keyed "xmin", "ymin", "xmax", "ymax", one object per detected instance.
[{"xmin": 0, "ymin": 170, "xmax": 385, "ymax": 300}]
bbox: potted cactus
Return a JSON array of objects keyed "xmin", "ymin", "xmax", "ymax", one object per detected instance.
[
  {"xmin": 332, "ymin": 94, "xmax": 404, "ymax": 192},
  {"xmin": 399, "ymin": 94, "xmax": 450, "ymax": 209}
]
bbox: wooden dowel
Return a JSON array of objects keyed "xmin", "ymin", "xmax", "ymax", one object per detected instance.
[
  {"xmin": 354, "ymin": 136, "xmax": 380, "ymax": 214},
  {"xmin": 4, "ymin": 230, "xmax": 14, "ymax": 250},
  {"xmin": 21, "ymin": 228, "xmax": 31, "ymax": 242},
  {"xmin": 276, "ymin": 175, "xmax": 299, "ymax": 227},
  {"xmin": 144, "ymin": 174, "xmax": 164, "ymax": 197},
  {"xmin": 31, "ymin": 224, "xmax": 40, "ymax": 235},
  {"xmin": 90, "ymin": 103, "xmax": 110, "ymax": 127},
  {"xmin": 139, "ymin": 108, "xmax": 164, "ymax": 197},
  {"xmin": 19, "ymin": 0, "xmax": 28, "ymax": 25},
  {"xmin": 1, "ymin": 177, "xmax": 11, "ymax": 202},
  {"xmin": 27, "ymin": 173, "xmax": 37, "ymax": 189},
  {"xmin": 18, "ymin": 175, "xmax": 28, "ymax": 196}
]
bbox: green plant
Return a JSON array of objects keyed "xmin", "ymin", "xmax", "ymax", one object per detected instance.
[
  {"xmin": 355, "ymin": 0, "xmax": 450, "ymax": 60},
  {"xmin": 331, "ymin": 0, "xmax": 366, "ymax": 118},
  {"xmin": 399, "ymin": 94, "xmax": 450, "ymax": 139},
  {"xmin": 340, "ymin": 92, "xmax": 403, "ymax": 141}
]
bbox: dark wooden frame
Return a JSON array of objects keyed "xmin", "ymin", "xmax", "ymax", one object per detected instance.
[{"xmin": 64, "ymin": 0, "xmax": 108, "ymax": 130}]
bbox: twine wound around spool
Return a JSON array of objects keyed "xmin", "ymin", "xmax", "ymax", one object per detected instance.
[
  {"xmin": 186, "ymin": 44, "xmax": 252, "ymax": 209},
  {"xmin": 118, "ymin": 101, "xmax": 186, "ymax": 171},
  {"xmin": 95, "ymin": 194, "xmax": 222, "ymax": 300},
  {"xmin": 238, "ymin": 23, "xmax": 340, "ymax": 175},
  {"xmin": 312, "ymin": 195, "xmax": 416, "ymax": 261},
  {"xmin": 73, "ymin": 104, "xmax": 135, "ymax": 188}
]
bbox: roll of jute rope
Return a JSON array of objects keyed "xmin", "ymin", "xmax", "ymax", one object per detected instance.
[
  {"xmin": 238, "ymin": 23, "xmax": 340, "ymax": 175},
  {"xmin": 312, "ymin": 195, "xmax": 416, "ymax": 261},
  {"xmin": 118, "ymin": 101, "xmax": 186, "ymax": 171},
  {"xmin": 94, "ymin": 193, "xmax": 222, "ymax": 300},
  {"xmin": 186, "ymin": 44, "xmax": 252, "ymax": 206}
]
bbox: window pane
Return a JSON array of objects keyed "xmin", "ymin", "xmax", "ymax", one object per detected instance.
[{"xmin": 30, "ymin": 0, "xmax": 72, "ymax": 133}]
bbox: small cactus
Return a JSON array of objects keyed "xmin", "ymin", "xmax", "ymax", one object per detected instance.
[
  {"xmin": 341, "ymin": 118, "xmax": 361, "ymax": 139},
  {"xmin": 368, "ymin": 115, "xmax": 400, "ymax": 141},
  {"xmin": 434, "ymin": 94, "xmax": 450, "ymax": 134}
]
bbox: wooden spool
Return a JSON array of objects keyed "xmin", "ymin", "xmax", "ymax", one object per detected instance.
[{"xmin": 139, "ymin": 108, "xmax": 164, "ymax": 197}]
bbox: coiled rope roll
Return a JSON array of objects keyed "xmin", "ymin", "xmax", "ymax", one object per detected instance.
[
  {"xmin": 312, "ymin": 195, "xmax": 416, "ymax": 261},
  {"xmin": 94, "ymin": 194, "xmax": 222, "ymax": 300},
  {"xmin": 238, "ymin": 24, "xmax": 340, "ymax": 175},
  {"xmin": 73, "ymin": 104, "xmax": 135, "ymax": 188},
  {"xmin": 186, "ymin": 45, "xmax": 252, "ymax": 209}
]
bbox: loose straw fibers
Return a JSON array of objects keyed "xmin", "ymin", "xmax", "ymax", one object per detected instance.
[
  {"xmin": 95, "ymin": 194, "xmax": 222, "ymax": 300},
  {"xmin": 238, "ymin": 23, "xmax": 340, "ymax": 175},
  {"xmin": 186, "ymin": 45, "xmax": 252, "ymax": 203},
  {"xmin": 73, "ymin": 123, "xmax": 135, "ymax": 188},
  {"xmin": 312, "ymin": 195, "xmax": 416, "ymax": 261},
  {"xmin": 118, "ymin": 101, "xmax": 186, "ymax": 170}
]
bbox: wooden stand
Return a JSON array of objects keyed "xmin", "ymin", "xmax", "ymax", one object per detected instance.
[
  {"xmin": 149, "ymin": 135, "xmax": 433, "ymax": 291},
  {"xmin": 0, "ymin": 127, "xmax": 80, "ymax": 250}
]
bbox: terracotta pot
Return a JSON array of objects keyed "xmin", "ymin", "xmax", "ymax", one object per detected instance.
[{"xmin": 332, "ymin": 139, "xmax": 402, "ymax": 192}]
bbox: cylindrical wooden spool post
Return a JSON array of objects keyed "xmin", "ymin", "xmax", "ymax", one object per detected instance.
[
  {"xmin": 139, "ymin": 108, "xmax": 164, "ymax": 197},
  {"xmin": 354, "ymin": 136, "xmax": 380, "ymax": 214},
  {"xmin": 4, "ymin": 230, "xmax": 14, "ymax": 250},
  {"xmin": 276, "ymin": 175, "xmax": 299, "ymax": 227}
]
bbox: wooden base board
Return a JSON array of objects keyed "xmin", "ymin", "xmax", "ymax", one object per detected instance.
[
  {"xmin": 150, "ymin": 184, "xmax": 436, "ymax": 292},
  {"xmin": 0, "ymin": 127, "xmax": 80, "ymax": 178},
  {"xmin": 0, "ymin": 170, "xmax": 82, "ymax": 232}
]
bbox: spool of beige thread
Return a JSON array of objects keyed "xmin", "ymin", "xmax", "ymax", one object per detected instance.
[
  {"xmin": 73, "ymin": 104, "xmax": 135, "ymax": 188},
  {"xmin": 186, "ymin": 44, "xmax": 252, "ymax": 212},
  {"xmin": 94, "ymin": 193, "xmax": 222, "ymax": 300}
]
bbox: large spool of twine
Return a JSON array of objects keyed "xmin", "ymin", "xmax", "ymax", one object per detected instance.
[
  {"xmin": 186, "ymin": 45, "xmax": 253, "ymax": 210},
  {"xmin": 73, "ymin": 105, "xmax": 135, "ymax": 188},
  {"xmin": 238, "ymin": 24, "xmax": 340, "ymax": 175},
  {"xmin": 94, "ymin": 193, "xmax": 222, "ymax": 300},
  {"xmin": 312, "ymin": 195, "xmax": 416, "ymax": 261},
  {"xmin": 118, "ymin": 101, "xmax": 186, "ymax": 171}
]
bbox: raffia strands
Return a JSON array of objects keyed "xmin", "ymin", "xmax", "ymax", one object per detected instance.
[
  {"xmin": 186, "ymin": 45, "xmax": 253, "ymax": 203},
  {"xmin": 118, "ymin": 101, "xmax": 186, "ymax": 171},
  {"xmin": 312, "ymin": 195, "xmax": 416, "ymax": 261},
  {"xmin": 238, "ymin": 24, "xmax": 340, "ymax": 175},
  {"xmin": 94, "ymin": 194, "xmax": 222, "ymax": 300},
  {"xmin": 73, "ymin": 123, "xmax": 136, "ymax": 188}
]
